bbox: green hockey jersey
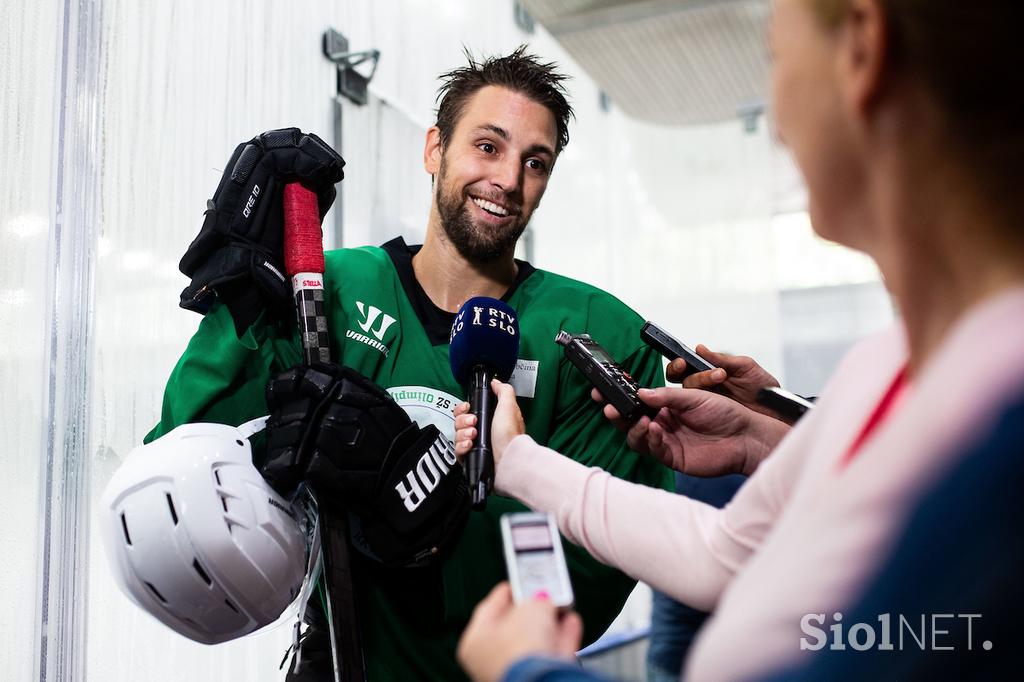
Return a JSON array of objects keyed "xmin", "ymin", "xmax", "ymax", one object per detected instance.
[{"xmin": 148, "ymin": 238, "xmax": 671, "ymax": 680}]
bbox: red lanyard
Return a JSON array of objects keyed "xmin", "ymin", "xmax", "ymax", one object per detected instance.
[{"xmin": 839, "ymin": 367, "xmax": 909, "ymax": 468}]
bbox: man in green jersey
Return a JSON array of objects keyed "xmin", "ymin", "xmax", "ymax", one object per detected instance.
[{"xmin": 151, "ymin": 47, "xmax": 671, "ymax": 680}]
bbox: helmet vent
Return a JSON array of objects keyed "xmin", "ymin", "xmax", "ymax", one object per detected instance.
[
  {"xmin": 214, "ymin": 469, "xmax": 222, "ymax": 486},
  {"xmin": 192, "ymin": 559, "xmax": 213, "ymax": 586},
  {"xmin": 166, "ymin": 493, "xmax": 179, "ymax": 525},
  {"xmin": 120, "ymin": 513, "xmax": 132, "ymax": 545},
  {"xmin": 220, "ymin": 495, "xmax": 229, "ymax": 513},
  {"xmin": 224, "ymin": 599, "xmax": 240, "ymax": 614},
  {"xmin": 145, "ymin": 581, "xmax": 168, "ymax": 603}
]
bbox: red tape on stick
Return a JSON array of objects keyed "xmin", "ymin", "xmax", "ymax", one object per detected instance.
[{"xmin": 283, "ymin": 183, "xmax": 325, "ymax": 276}]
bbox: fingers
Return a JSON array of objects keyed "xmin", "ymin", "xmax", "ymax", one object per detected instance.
[
  {"xmin": 625, "ymin": 415, "xmax": 652, "ymax": 454},
  {"xmin": 591, "ymin": 386, "xmax": 648, "ymax": 432},
  {"xmin": 457, "ymin": 582, "xmax": 516, "ymax": 681},
  {"xmin": 454, "ymin": 426, "xmax": 477, "ymax": 457},
  {"xmin": 694, "ymin": 344, "xmax": 715, "ymax": 358},
  {"xmin": 695, "ymin": 345, "xmax": 754, "ymax": 377},
  {"xmin": 695, "ymin": 344, "xmax": 740, "ymax": 369},
  {"xmin": 601, "ymin": 402, "xmax": 635, "ymax": 433},
  {"xmin": 489, "ymin": 380, "xmax": 527, "ymax": 458},
  {"xmin": 471, "ymin": 581, "xmax": 514, "ymax": 625},
  {"xmin": 664, "ymin": 358, "xmax": 689, "ymax": 384},
  {"xmin": 555, "ymin": 611, "xmax": 584, "ymax": 658},
  {"xmin": 681, "ymin": 367, "xmax": 727, "ymax": 390},
  {"xmin": 637, "ymin": 387, "xmax": 705, "ymax": 412},
  {"xmin": 453, "ymin": 404, "xmax": 478, "ymax": 457},
  {"xmin": 646, "ymin": 421, "xmax": 667, "ymax": 461},
  {"xmin": 694, "ymin": 345, "xmax": 781, "ymax": 392},
  {"xmin": 452, "ymin": 405, "xmax": 475, "ymax": 428},
  {"xmin": 490, "ymin": 380, "xmax": 521, "ymax": 424},
  {"xmin": 665, "ymin": 356, "xmax": 726, "ymax": 386},
  {"xmin": 491, "ymin": 379, "xmax": 517, "ymax": 403}
]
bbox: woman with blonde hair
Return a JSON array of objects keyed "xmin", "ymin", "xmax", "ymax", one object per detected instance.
[{"xmin": 452, "ymin": 0, "xmax": 1024, "ymax": 680}]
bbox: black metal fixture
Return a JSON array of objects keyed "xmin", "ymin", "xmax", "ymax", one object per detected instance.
[{"xmin": 322, "ymin": 28, "xmax": 380, "ymax": 106}]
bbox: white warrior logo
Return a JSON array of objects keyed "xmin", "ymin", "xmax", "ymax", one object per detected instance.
[{"xmin": 356, "ymin": 301, "xmax": 397, "ymax": 341}]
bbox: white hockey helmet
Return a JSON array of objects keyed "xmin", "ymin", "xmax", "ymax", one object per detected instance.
[{"xmin": 99, "ymin": 421, "xmax": 308, "ymax": 644}]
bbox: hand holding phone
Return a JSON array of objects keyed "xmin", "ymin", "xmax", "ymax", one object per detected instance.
[
  {"xmin": 500, "ymin": 512, "xmax": 574, "ymax": 609},
  {"xmin": 640, "ymin": 321, "xmax": 717, "ymax": 378},
  {"xmin": 756, "ymin": 387, "xmax": 814, "ymax": 422},
  {"xmin": 641, "ymin": 321, "xmax": 814, "ymax": 423}
]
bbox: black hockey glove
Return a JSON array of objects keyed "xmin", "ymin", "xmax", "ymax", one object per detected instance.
[
  {"xmin": 178, "ymin": 128, "xmax": 345, "ymax": 336},
  {"xmin": 262, "ymin": 363, "xmax": 470, "ymax": 567}
]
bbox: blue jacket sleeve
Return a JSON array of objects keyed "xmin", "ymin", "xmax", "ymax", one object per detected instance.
[{"xmin": 500, "ymin": 657, "xmax": 613, "ymax": 682}]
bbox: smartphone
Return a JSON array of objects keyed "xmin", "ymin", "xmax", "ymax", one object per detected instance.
[
  {"xmin": 640, "ymin": 321, "xmax": 716, "ymax": 378},
  {"xmin": 500, "ymin": 512, "xmax": 574, "ymax": 609},
  {"xmin": 757, "ymin": 386, "xmax": 814, "ymax": 422},
  {"xmin": 555, "ymin": 330, "xmax": 654, "ymax": 421}
]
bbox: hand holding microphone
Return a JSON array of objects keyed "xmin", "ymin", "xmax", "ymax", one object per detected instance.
[
  {"xmin": 448, "ymin": 297, "xmax": 521, "ymax": 509},
  {"xmin": 453, "ymin": 380, "xmax": 525, "ymax": 482}
]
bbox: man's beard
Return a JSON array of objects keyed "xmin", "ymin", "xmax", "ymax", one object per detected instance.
[{"xmin": 436, "ymin": 157, "xmax": 527, "ymax": 264}]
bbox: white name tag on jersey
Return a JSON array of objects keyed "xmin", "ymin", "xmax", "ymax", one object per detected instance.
[{"xmin": 508, "ymin": 359, "xmax": 539, "ymax": 399}]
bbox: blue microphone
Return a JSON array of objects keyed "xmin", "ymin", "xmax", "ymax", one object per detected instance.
[{"xmin": 449, "ymin": 297, "xmax": 520, "ymax": 508}]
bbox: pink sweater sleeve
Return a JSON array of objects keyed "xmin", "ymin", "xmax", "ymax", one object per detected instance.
[{"xmin": 497, "ymin": 428, "xmax": 808, "ymax": 611}]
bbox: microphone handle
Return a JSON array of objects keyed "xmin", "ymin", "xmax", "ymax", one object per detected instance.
[{"xmin": 467, "ymin": 365, "xmax": 496, "ymax": 509}]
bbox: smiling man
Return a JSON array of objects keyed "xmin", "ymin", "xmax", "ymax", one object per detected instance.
[{"xmin": 149, "ymin": 47, "xmax": 670, "ymax": 681}]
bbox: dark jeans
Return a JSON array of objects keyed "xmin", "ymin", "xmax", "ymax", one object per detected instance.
[{"xmin": 646, "ymin": 473, "xmax": 746, "ymax": 680}]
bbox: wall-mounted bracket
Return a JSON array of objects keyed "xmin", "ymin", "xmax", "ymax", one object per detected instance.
[
  {"xmin": 737, "ymin": 100, "xmax": 766, "ymax": 134},
  {"xmin": 322, "ymin": 28, "xmax": 380, "ymax": 106}
]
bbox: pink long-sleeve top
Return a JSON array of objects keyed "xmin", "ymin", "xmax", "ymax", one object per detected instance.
[{"xmin": 497, "ymin": 288, "xmax": 1024, "ymax": 681}]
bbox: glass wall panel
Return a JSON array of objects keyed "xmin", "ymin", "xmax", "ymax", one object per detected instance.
[
  {"xmin": 0, "ymin": 0, "xmax": 61, "ymax": 679},
  {"xmin": 85, "ymin": 1, "xmax": 341, "ymax": 678}
]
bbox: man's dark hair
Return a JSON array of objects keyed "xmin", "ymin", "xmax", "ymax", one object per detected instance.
[{"xmin": 435, "ymin": 45, "xmax": 573, "ymax": 155}]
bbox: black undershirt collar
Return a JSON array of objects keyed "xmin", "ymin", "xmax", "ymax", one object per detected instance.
[{"xmin": 380, "ymin": 236, "xmax": 536, "ymax": 346}]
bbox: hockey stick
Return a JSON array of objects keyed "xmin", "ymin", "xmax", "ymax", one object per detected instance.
[{"xmin": 283, "ymin": 183, "xmax": 365, "ymax": 682}]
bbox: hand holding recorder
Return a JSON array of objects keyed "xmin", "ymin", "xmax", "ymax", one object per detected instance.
[
  {"xmin": 457, "ymin": 582, "xmax": 582, "ymax": 682},
  {"xmin": 597, "ymin": 386, "xmax": 790, "ymax": 477},
  {"xmin": 582, "ymin": 321, "xmax": 794, "ymax": 476}
]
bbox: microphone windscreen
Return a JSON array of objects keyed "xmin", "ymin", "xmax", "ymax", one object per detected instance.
[{"xmin": 449, "ymin": 297, "xmax": 521, "ymax": 385}]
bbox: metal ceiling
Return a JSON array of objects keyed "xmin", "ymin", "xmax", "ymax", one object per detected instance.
[{"xmin": 521, "ymin": 0, "xmax": 771, "ymax": 126}]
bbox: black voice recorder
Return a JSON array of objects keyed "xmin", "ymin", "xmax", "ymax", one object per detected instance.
[{"xmin": 555, "ymin": 330, "xmax": 654, "ymax": 421}]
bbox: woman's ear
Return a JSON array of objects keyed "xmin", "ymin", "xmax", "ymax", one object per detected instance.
[{"xmin": 838, "ymin": 0, "xmax": 890, "ymax": 114}]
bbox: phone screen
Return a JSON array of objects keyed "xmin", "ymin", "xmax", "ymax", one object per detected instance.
[
  {"xmin": 512, "ymin": 523, "xmax": 554, "ymax": 552},
  {"xmin": 502, "ymin": 513, "xmax": 574, "ymax": 608}
]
